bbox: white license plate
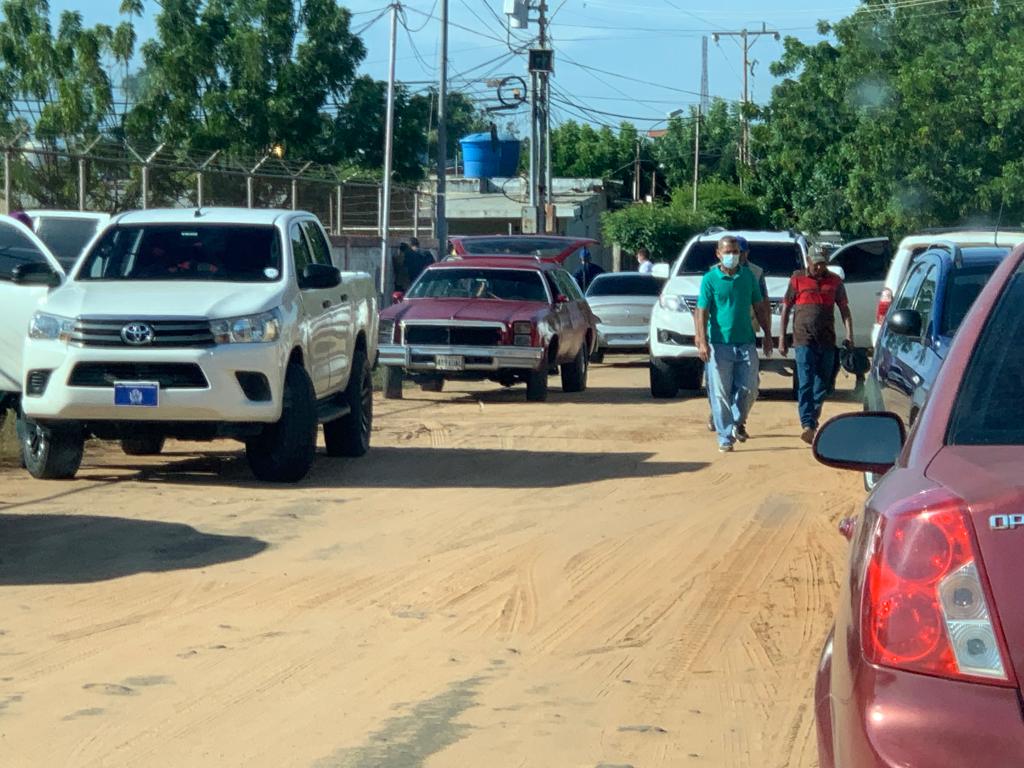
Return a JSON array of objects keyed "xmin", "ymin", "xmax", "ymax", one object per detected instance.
[{"xmin": 435, "ymin": 355, "xmax": 465, "ymax": 371}]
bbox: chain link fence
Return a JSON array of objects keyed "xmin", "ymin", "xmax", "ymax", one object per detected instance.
[{"xmin": 0, "ymin": 133, "xmax": 432, "ymax": 237}]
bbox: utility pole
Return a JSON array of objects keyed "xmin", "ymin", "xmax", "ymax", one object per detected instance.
[
  {"xmin": 537, "ymin": 0, "xmax": 550, "ymax": 232},
  {"xmin": 380, "ymin": 2, "xmax": 399, "ymax": 294},
  {"xmin": 435, "ymin": 0, "xmax": 449, "ymax": 256},
  {"xmin": 633, "ymin": 139, "xmax": 641, "ymax": 201},
  {"xmin": 712, "ymin": 22, "xmax": 779, "ymax": 167},
  {"xmin": 692, "ymin": 109, "xmax": 701, "ymax": 212},
  {"xmin": 518, "ymin": 0, "xmax": 551, "ymax": 233}
]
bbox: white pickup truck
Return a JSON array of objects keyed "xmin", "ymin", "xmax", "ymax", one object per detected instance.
[{"xmin": 2, "ymin": 208, "xmax": 377, "ymax": 483}]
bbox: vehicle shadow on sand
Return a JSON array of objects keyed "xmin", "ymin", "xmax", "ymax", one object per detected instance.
[
  {"xmin": 0, "ymin": 512, "xmax": 268, "ymax": 585},
  {"xmin": 75, "ymin": 446, "xmax": 707, "ymax": 490}
]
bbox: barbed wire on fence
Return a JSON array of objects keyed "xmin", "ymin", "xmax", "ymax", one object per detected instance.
[{"xmin": 0, "ymin": 130, "xmax": 435, "ymax": 238}]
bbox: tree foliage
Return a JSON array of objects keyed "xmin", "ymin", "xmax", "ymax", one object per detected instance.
[{"xmin": 601, "ymin": 203, "xmax": 712, "ymax": 261}]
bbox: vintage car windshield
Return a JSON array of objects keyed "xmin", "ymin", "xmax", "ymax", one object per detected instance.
[
  {"xmin": 458, "ymin": 237, "xmax": 579, "ymax": 259},
  {"xmin": 408, "ymin": 268, "xmax": 549, "ymax": 302},
  {"xmin": 78, "ymin": 224, "xmax": 283, "ymax": 282},
  {"xmin": 586, "ymin": 274, "xmax": 666, "ymax": 297}
]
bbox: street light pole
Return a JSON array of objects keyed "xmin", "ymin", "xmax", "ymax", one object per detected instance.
[
  {"xmin": 435, "ymin": 0, "xmax": 449, "ymax": 255},
  {"xmin": 380, "ymin": 3, "xmax": 399, "ymax": 294}
]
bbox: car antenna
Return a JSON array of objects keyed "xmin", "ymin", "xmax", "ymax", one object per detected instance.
[{"xmin": 994, "ymin": 197, "xmax": 1005, "ymax": 247}]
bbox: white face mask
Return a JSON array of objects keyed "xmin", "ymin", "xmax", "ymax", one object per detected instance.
[{"xmin": 721, "ymin": 252, "xmax": 740, "ymax": 270}]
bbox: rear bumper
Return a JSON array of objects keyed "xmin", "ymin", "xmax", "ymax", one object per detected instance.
[
  {"xmin": 819, "ymin": 631, "xmax": 1024, "ymax": 767},
  {"xmin": 378, "ymin": 343, "xmax": 543, "ymax": 372}
]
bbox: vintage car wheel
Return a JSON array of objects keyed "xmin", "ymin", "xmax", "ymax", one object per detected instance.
[
  {"xmin": 121, "ymin": 434, "xmax": 166, "ymax": 456},
  {"xmin": 590, "ymin": 348, "xmax": 605, "ymax": 364},
  {"xmin": 560, "ymin": 344, "xmax": 589, "ymax": 393},
  {"xmin": 526, "ymin": 367, "xmax": 549, "ymax": 402},
  {"xmin": 420, "ymin": 376, "xmax": 444, "ymax": 392},
  {"xmin": 649, "ymin": 358, "xmax": 679, "ymax": 398},
  {"xmin": 383, "ymin": 366, "xmax": 404, "ymax": 400}
]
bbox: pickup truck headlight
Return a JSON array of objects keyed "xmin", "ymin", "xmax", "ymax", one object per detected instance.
[
  {"xmin": 28, "ymin": 312, "xmax": 74, "ymax": 343},
  {"xmin": 659, "ymin": 294, "xmax": 683, "ymax": 312},
  {"xmin": 378, "ymin": 319, "xmax": 396, "ymax": 345},
  {"xmin": 211, "ymin": 309, "xmax": 281, "ymax": 344}
]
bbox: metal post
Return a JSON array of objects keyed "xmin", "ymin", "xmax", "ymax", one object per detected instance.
[
  {"xmin": 380, "ymin": 3, "xmax": 399, "ymax": 293},
  {"xmin": 336, "ymin": 184, "xmax": 343, "ymax": 235},
  {"xmin": 693, "ymin": 107, "xmax": 701, "ymax": 212},
  {"xmin": 741, "ymin": 29, "xmax": 749, "ymax": 166},
  {"xmin": 2, "ymin": 148, "xmax": 11, "ymax": 215},
  {"xmin": 246, "ymin": 175, "xmax": 255, "ymax": 208},
  {"xmin": 435, "ymin": 0, "xmax": 449, "ymax": 255},
  {"xmin": 141, "ymin": 166, "xmax": 150, "ymax": 209},
  {"xmin": 413, "ymin": 190, "xmax": 420, "ymax": 239},
  {"xmin": 78, "ymin": 157, "xmax": 87, "ymax": 211},
  {"xmin": 291, "ymin": 178, "xmax": 298, "ymax": 210},
  {"xmin": 529, "ymin": 70, "xmax": 538, "ymax": 212},
  {"xmin": 197, "ymin": 150, "xmax": 219, "ymax": 209}
]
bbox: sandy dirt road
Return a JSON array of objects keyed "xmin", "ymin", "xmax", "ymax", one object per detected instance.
[{"xmin": 0, "ymin": 360, "xmax": 865, "ymax": 768}]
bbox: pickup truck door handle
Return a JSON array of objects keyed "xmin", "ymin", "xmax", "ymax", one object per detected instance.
[
  {"xmin": 322, "ymin": 299, "xmax": 333, "ymax": 309},
  {"xmin": 339, "ymin": 293, "xmax": 348, "ymax": 302}
]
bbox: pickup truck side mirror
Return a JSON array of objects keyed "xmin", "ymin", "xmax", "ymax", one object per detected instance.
[
  {"xmin": 391, "ymin": 291, "xmax": 405, "ymax": 303},
  {"xmin": 300, "ymin": 263, "xmax": 342, "ymax": 290},
  {"xmin": 11, "ymin": 262, "xmax": 61, "ymax": 288}
]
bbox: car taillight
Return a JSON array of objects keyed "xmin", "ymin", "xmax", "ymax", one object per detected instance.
[
  {"xmin": 862, "ymin": 490, "xmax": 1014, "ymax": 685},
  {"xmin": 875, "ymin": 288, "xmax": 893, "ymax": 325}
]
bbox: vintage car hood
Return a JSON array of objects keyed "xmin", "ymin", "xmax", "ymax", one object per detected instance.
[{"xmin": 383, "ymin": 298, "xmax": 547, "ymax": 324}]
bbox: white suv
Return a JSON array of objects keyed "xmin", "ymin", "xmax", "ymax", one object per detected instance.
[
  {"xmin": 648, "ymin": 229, "xmax": 809, "ymax": 397},
  {"xmin": 13, "ymin": 208, "xmax": 377, "ymax": 483}
]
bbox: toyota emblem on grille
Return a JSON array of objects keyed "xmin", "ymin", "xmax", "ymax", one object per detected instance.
[{"xmin": 121, "ymin": 322, "xmax": 155, "ymax": 346}]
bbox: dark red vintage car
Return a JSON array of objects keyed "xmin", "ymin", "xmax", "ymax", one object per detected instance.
[
  {"xmin": 811, "ymin": 243, "xmax": 1024, "ymax": 767},
  {"xmin": 377, "ymin": 257, "xmax": 597, "ymax": 401}
]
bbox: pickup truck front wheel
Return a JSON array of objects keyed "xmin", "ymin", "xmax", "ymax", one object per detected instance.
[
  {"xmin": 650, "ymin": 358, "xmax": 679, "ymax": 398},
  {"xmin": 324, "ymin": 348, "xmax": 372, "ymax": 457},
  {"xmin": 18, "ymin": 417, "xmax": 84, "ymax": 480},
  {"xmin": 246, "ymin": 363, "xmax": 317, "ymax": 483}
]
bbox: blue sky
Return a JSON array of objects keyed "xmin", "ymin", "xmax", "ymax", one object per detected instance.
[{"xmin": 50, "ymin": 0, "xmax": 861, "ymax": 133}]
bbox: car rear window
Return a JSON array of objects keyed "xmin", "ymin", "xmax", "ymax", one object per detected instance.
[
  {"xmin": 33, "ymin": 217, "xmax": 102, "ymax": 270},
  {"xmin": 948, "ymin": 266, "xmax": 1024, "ymax": 445},
  {"xmin": 678, "ymin": 241, "xmax": 803, "ymax": 277},
  {"xmin": 78, "ymin": 224, "xmax": 282, "ymax": 282},
  {"xmin": 941, "ymin": 263, "xmax": 999, "ymax": 335},
  {"xmin": 458, "ymin": 237, "xmax": 579, "ymax": 259},
  {"xmin": 407, "ymin": 268, "xmax": 548, "ymax": 302},
  {"xmin": 586, "ymin": 275, "xmax": 665, "ymax": 297}
]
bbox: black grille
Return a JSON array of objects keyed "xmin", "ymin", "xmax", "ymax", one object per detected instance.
[
  {"xmin": 70, "ymin": 318, "xmax": 214, "ymax": 348},
  {"xmin": 68, "ymin": 362, "xmax": 208, "ymax": 389},
  {"xmin": 26, "ymin": 369, "xmax": 52, "ymax": 397},
  {"xmin": 404, "ymin": 325, "xmax": 502, "ymax": 346}
]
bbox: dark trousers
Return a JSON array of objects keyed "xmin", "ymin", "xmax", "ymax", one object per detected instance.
[{"xmin": 795, "ymin": 344, "xmax": 836, "ymax": 429}]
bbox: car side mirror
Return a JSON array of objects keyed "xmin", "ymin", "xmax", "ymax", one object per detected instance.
[
  {"xmin": 651, "ymin": 263, "xmax": 670, "ymax": 279},
  {"xmin": 392, "ymin": 291, "xmax": 405, "ymax": 303},
  {"xmin": 11, "ymin": 262, "xmax": 61, "ymax": 288},
  {"xmin": 887, "ymin": 308, "xmax": 922, "ymax": 337},
  {"xmin": 300, "ymin": 263, "xmax": 341, "ymax": 290},
  {"xmin": 554, "ymin": 294, "xmax": 569, "ymax": 305},
  {"xmin": 813, "ymin": 412, "xmax": 907, "ymax": 475}
]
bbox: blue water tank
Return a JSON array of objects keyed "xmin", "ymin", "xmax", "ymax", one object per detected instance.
[{"xmin": 460, "ymin": 133, "xmax": 520, "ymax": 178}]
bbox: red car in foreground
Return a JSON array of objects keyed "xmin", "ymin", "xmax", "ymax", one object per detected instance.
[
  {"xmin": 812, "ymin": 244, "xmax": 1024, "ymax": 766},
  {"xmin": 377, "ymin": 257, "xmax": 596, "ymax": 401}
]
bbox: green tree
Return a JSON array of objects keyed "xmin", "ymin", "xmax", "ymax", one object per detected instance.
[{"xmin": 601, "ymin": 203, "xmax": 711, "ymax": 261}]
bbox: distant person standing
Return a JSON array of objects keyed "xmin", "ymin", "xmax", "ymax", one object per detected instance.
[
  {"xmin": 393, "ymin": 242, "xmax": 411, "ymax": 292},
  {"xmin": 779, "ymin": 247, "xmax": 855, "ymax": 444},
  {"xmin": 406, "ymin": 237, "xmax": 434, "ymax": 285},
  {"xmin": 573, "ymin": 248, "xmax": 604, "ymax": 290},
  {"xmin": 636, "ymin": 247, "xmax": 654, "ymax": 274},
  {"xmin": 695, "ymin": 236, "xmax": 774, "ymax": 452}
]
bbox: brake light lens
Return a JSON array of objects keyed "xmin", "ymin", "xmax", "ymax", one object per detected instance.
[
  {"xmin": 875, "ymin": 288, "xmax": 893, "ymax": 325},
  {"xmin": 862, "ymin": 491, "xmax": 1012, "ymax": 684}
]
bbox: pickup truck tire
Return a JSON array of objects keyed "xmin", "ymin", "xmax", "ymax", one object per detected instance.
[
  {"xmin": 526, "ymin": 366, "xmax": 549, "ymax": 402},
  {"xmin": 245, "ymin": 363, "xmax": 317, "ymax": 483},
  {"xmin": 324, "ymin": 348, "xmax": 373, "ymax": 458},
  {"xmin": 121, "ymin": 435, "xmax": 165, "ymax": 456},
  {"xmin": 560, "ymin": 345, "xmax": 589, "ymax": 393},
  {"xmin": 383, "ymin": 366, "xmax": 403, "ymax": 400},
  {"xmin": 18, "ymin": 417, "xmax": 84, "ymax": 480},
  {"xmin": 677, "ymin": 359, "xmax": 704, "ymax": 391},
  {"xmin": 649, "ymin": 358, "xmax": 679, "ymax": 398}
]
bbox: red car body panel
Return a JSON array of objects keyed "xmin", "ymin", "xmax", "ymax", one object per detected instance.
[
  {"xmin": 818, "ymin": 245, "xmax": 1024, "ymax": 767},
  {"xmin": 449, "ymin": 235, "xmax": 598, "ymax": 263}
]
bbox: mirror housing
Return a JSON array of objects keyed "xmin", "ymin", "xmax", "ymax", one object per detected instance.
[
  {"xmin": 651, "ymin": 263, "xmax": 670, "ymax": 279},
  {"xmin": 11, "ymin": 262, "xmax": 61, "ymax": 288},
  {"xmin": 887, "ymin": 308, "xmax": 922, "ymax": 337},
  {"xmin": 813, "ymin": 412, "xmax": 907, "ymax": 475},
  {"xmin": 300, "ymin": 263, "xmax": 341, "ymax": 290},
  {"xmin": 391, "ymin": 290, "xmax": 405, "ymax": 303}
]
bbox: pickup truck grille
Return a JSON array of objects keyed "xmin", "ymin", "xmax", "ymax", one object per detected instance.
[
  {"xmin": 68, "ymin": 362, "xmax": 209, "ymax": 389},
  {"xmin": 404, "ymin": 324, "xmax": 503, "ymax": 346},
  {"xmin": 70, "ymin": 318, "xmax": 215, "ymax": 348}
]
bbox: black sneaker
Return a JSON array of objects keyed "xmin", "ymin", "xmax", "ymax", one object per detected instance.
[{"xmin": 733, "ymin": 424, "xmax": 749, "ymax": 443}]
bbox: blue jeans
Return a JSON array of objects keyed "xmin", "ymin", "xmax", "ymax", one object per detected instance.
[
  {"xmin": 707, "ymin": 343, "xmax": 759, "ymax": 447},
  {"xmin": 795, "ymin": 345, "xmax": 837, "ymax": 429}
]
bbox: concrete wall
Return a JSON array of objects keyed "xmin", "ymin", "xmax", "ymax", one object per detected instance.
[{"xmin": 328, "ymin": 234, "xmax": 440, "ymax": 307}]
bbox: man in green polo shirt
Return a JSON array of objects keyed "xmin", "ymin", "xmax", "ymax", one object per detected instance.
[{"xmin": 695, "ymin": 235, "xmax": 774, "ymax": 452}]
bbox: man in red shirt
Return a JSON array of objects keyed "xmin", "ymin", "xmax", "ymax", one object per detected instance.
[{"xmin": 779, "ymin": 248, "xmax": 855, "ymax": 444}]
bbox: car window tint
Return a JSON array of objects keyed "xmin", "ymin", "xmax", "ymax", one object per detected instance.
[
  {"xmin": 0, "ymin": 223, "xmax": 51, "ymax": 279},
  {"xmin": 406, "ymin": 268, "xmax": 548, "ymax": 301},
  {"xmin": 557, "ymin": 269, "xmax": 584, "ymax": 300},
  {"xmin": 913, "ymin": 265, "xmax": 938, "ymax": 336},
  {"xmin": 300, "ymin": 220, "xmax": 332, "ymax": 266},
  {"xmin": 894, "ymin": 262, "xmax": 930, "ymax": 312},
  {"xmin": 33, "ymin": 218, "xmax": 101, "ymax": 271},
  {"xmin": 830, "ymin": 240, "xmax": 891, "ymax": 282},
  {"xmin": 291, "ymin": 223, "xmax": 313, "ymax": 279},
  {"xmin": 949, "ymin": 268, "xmax": 1024, "ymax": 445},
  {"xmin": 941, "ymin": 264, "xmax": 998, "ymax": 335},
  {"xmin": 586, "ymin": 275, "xmax": 666, "ymax": 296}
]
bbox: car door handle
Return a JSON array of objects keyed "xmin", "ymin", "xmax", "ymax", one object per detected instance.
[
  {"xmin": 339, "ymin": 293, "xmax": 348, "ymax": 302},
  {"xmin": 911, "ymin": 374, "xmax": 922, "ymax": 385},
  {"xmin": 322, "ymin": 299, "xmax": 333, "ymax": 309}
]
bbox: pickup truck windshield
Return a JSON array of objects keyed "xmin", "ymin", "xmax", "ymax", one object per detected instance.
[
  {"xmin": 408, "ymin": 268, "xmax": 548, "ymax": 302},
  {"xmin": 78, "ymin": 224, "xmax": 282, "ymax": 282},
  {"xmin": 678, "ymin": 241, "xmax": 804, "ymax": 277}
]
